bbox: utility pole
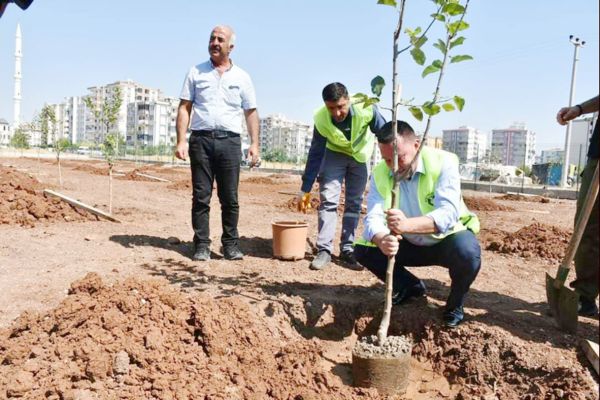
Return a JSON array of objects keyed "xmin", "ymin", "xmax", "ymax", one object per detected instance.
[{"xmin": 561, "ymin": 35, "xmax": 585, "ymax": 187}]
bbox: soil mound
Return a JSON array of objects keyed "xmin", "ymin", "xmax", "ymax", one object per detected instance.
[
  {"xmin": 464, "ymin": 196, "xmax": 515, "ymax": 211},
  {"xmin": 116, "ymin": 169, "xmax": 159, "ymax": 182},
  {"xmin": 73, "ymin": 164, "xmax": 108, "ymax": 176},
  {"xmin": 0, "ymin": 166, "xmax": 99, "ymax": 227},
  {"xmin": 412, "ymin": 324, "xmax": 593, "ymax": 400},
  {"xmin": 0, "ymin": 273, "xmax": 377, "ymax": 399},
  {"xmin": 284, "ymin": 196, "xmax": 321, "ymax": 213},
  {"xmin": 244, "ymin": 173, "xmax": 297, "ymax": 185},
  {"xmin": 498, "ymin": 193, "xmax": 551, "ymax": 203},
  {"xmin": 167, "ymin": 179, "xmax": 192, "ymax": 191},
  {"xmin": 485, "ymin": 222, "xmax": 571, "ymax": 261}
]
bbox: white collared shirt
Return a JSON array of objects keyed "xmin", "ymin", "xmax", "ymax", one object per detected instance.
[{"xmin": 179, "ymin": 60, "xmax": 257, "ymax": 134}]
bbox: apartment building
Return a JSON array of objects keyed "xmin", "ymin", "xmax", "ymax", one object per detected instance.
[
  {"xmin": 491, "ymin": 123, "xmax": 536, "ymax": 167},
  {"xmin": 424, "ymin": 136, "xmax": 443, "ymax": 149},
  {"xmin": 126, "ymin": 97, "xmax": 178, "ymax": 148},
  {"xmin": 442, "ymin": 126, "xmax": 487, "ymax": 163},
  {"xmin": 540, "ymin": 148, "xmax": 564, "ymax": 164},
  {"xmin": 569, "ymin": 114, "xmax": 597, "ymax": 168},
  {"xmin": 0, "ymin": 119, "xmax": 10, "ymax": 146},
  {"xmin": 259, "ymin": 114, "xmax": 311, "ymax": 162}
]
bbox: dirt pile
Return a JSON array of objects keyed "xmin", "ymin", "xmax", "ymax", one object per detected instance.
[
  {"xmin": 168, "ymin": 179, "xmax": 192, "ymax": 191},
  {"xmin": 0, "ymin": 166, "xmax": 98, "ymax": 227},
  {"xmin": 412, "ymin": 324, "xmax": 593, "ymax": 400},
  {"xmin": 73, "ymin": 164, "xmax": 108, "ymax": 176},
  {"xmin": 244, "ymin": 173, "xmax": 298, "ymax": 185},
  {"xmin": 498, "ymin": 193, "xmax": 551, "ymax": 203},
  {"xmin": 464, "ymin": 196, "xmax": 515, "ymax": 211},
  {"xmin": 284, "ymin": 195, "xmax": 321, "ymax": 213},
  {"xmin": 116, "ymin": 169, "xmax": 160, "ymax": 182},
  {"xmin": 0, "ymin": 273, "xmax": 378, "ymax": 399},
  {"xmin": 484, "ymin": 222, "xmax": 572, "ymax": 261}
]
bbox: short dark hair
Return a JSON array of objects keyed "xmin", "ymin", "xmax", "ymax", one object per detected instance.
[
  {"xmin": 375, "ymin": 121, "xmax": 416, "ymax": 144},
  {"xmin": 322, "ymin": 82, "xmax": 348, "ymax": 102}
]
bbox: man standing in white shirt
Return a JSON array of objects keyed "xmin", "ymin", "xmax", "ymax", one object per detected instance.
[{"xmin": 175, "ymin": 25, "xmax": 260, "ymax": 262}]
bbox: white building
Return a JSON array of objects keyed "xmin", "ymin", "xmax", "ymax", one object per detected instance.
[
  {"xmin": 569, "ymin": 114, "xmax": 597, "ymax": 167},
  {"xmin": 126, "ymin": 97, "xmax": 178, "ymax": 148},
  {"xmin": 491, "ymin": 123, "xmax": 536, "ymax": 167},
  {"xmin": 540, "ymin": 148, "xmax": 564, "ymax": 164},
  {"xmin": 0, "ymin": 119, "xmax": 10, "ymax": 146},
  {"xmin": 259, "ymin": 114, "xmax": 311, "ymax": 162},
  {"xmin": 85, "ymin": 80, "xmax": 163, "ymax": 145},
  {"xmin": 442, "ymin": 126, "xmax": 487, "ymax": 163}
]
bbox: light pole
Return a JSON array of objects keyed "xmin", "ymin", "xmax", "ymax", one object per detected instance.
[{"xmin": 561, "ymin": 35, "xmax": 585, "ymax": 187}]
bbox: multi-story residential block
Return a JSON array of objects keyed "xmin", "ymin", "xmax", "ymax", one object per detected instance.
[
  {"xmin": 442, "ymin": 126, "xmax": 486, "ymax": 163},
  {"xmin": 540, "ymin": 148, "xmax": 564, "ymax": 164},
  {"xmin": 569, "ymin": 114, "xmax": 597, "ymax": 168},
  {"xmin": 259, "ymin": 114, "xmax": 311, "ymax": 162},
  {"xmin": 126, "ymin": 96, "xmax": 178, "ymax": 148},
  {"xmin": 0, "ymin": 119, "xmax": 10, "ymax": 146},
  {"xmin": 491, "ymin": 123, "xmax": 536, "ymax": 167},
  {"xmin": 85, "ymin": 80, "xmax": 163, "ymax": 144},
  {"xmin": 424, "ymin": 136, "xmax": 443, "ymax": 149}
]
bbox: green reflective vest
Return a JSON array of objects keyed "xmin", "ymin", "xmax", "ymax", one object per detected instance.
[
  {"xmin": 313, "ymin": 98, "xmax": 375, "ymax": 163},
  {"xmin": 356, "ymin": 146, "xmax": 479, "ymax": 247}
]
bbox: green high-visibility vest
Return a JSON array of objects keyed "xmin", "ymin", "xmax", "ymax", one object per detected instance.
[
  {"xmin": 313, "ymin": 97, "xmax": 375, "ymax": 163},
  {"xmin": 355, "ymin": 146, "xmax": 479, "ymax": 247}
]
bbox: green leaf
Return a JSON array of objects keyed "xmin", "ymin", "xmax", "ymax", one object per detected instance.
[
  {"xmin": 413, "ymin": 35, "xmax": 428, "ymax": 48},
  {"xmin": 450, "ymin": 55, "xmax": 473, "ymax": 63},
  {"xmin": 433, "ymin": 39, "xmax": 447, "ymax": 55},
  {"xmin": 422, "ymin": 64, "xmax": 440, "ymax": 78},
  {"xmin": 448, "ymin": 21, "xmax": 470, "ymax": 35},
  {"xmin": 353, "ymin": 93, "xmax": 369, "ymax": 104},
  {"xmin": 430, "ymin": 13, "xmax": 446, "ymax": 22},
  {"xmin": 432, "ymin": 59, "xmax": 443, "ymax": 68},
  {"xmin": 409, "ymin": 106, "xmax": 424, "ymax": 121},
  {"xmin": 370, "ymin": 76, "xmax": 385, "ymax": 97},
  {"xmin": 410, "ymin": 47, "xmax": 426, "ymax": 65},
  {"xmin": 442, "ymin": 103, "xmax": 456, "ymax": 112},
  {"xmin": 422, "ymin": 102, "xmax": 441, "ymax": 116},
  {"xmin": 377, "ymin": 0, "xmax": 397, "ymax": 6},
  {"xmin": 443, "ymin": 3, "xmax": 465, "ymax": 16},
  {"xmin": 364, "ymin": 98, "xmax": 381, "ymax": 108},
  {"xmin": 449, "ymin": 36, "xmax": 466, "ymax": 49},
  {"xmin": 453, "ymin": 96, "xmax": 465, "ymax": 111}
]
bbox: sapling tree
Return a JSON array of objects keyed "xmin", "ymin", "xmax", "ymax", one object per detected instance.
[
  {"xmin": 358, "ymin": 0, "xmax": 472, "ymax": 344},
  {"xmin": 54, "ymin": 138, "xmax": 70, "ymax": 187},
  {"xmin": 101, "ymin": 133, "xmax": 117, "ymax": 214},
  {"xmin": 84, "ymin": 87, "xmax": 123, "ymax": 156}
]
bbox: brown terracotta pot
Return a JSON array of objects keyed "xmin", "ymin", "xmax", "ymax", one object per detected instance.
[{"xmin": 272, "ymin": 221, "xmax": 308, "ymax": 261}]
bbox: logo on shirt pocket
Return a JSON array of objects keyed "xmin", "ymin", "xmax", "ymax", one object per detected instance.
[{"xmin": 426, "ymin": 192, "xmax": 435, "ymax": 207}]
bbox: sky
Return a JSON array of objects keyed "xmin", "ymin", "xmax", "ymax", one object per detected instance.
[{"xmin": 0, "ymin": 0, "xmax": 598, "ymax": 151}]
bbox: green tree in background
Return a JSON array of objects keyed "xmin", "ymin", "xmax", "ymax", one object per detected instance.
[{"xmin": 84, "ymin": 87, "xmax": 123, "ymax": 156}]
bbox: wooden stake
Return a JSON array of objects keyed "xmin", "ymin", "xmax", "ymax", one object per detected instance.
[
  {"xmin": 134, "ymin": 172, "xmax": 171, "ymax": 182},
  {"xmin": 581, "ymin": 339, "xmax": 599, "ymax": 375},
  {"xmin": 43, "ymin": 189, "xmax": 121, "ymax": 223}
]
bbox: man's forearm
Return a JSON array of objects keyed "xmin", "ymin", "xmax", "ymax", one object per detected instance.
[
  {"xmin": 393, "ymin": 215, "xmax": 437, "ymax": 235},
  {"xmin": 245, "ymin": 109, "xmax": 259, "ymax": 146},
  {"xmin": 579, "ymin": 96, "xmax": 599, "ymax": 114}
]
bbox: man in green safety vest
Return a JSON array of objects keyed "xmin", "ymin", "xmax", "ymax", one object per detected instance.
[
  {"xmin": 354, "ymin": 120, "xmax": 481, "ymax": 327},
  {"xmin": 297, "ymin": 82, "xmax": 386, "ymax": 271}
]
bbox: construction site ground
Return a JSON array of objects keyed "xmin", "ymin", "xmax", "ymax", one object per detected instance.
[{"xmin": 0, "ymin": 156, "xmax": 598, "ymax": 400}]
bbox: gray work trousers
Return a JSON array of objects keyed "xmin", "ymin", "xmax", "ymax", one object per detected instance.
[{"xmin": 316, "ymin": 148, "xmax": 369, "ymax": 254}]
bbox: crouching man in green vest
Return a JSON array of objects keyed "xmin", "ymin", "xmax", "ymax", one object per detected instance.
[
  {"xmin": 354, "ymin": 120, "xmax": 481, "ymax": 327},
  {"xmin": 298, "ymin": 82, "xmax": 386, "ymax": 270}
]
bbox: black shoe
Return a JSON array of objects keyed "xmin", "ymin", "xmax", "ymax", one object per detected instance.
[
  {"xmin": 392, "ymin": 282, "xmax": 426, "ymax": 305},
  {"xmin": 192, "ymin": 246, "xmax": 210, "ymax": 261},
  {"xmin": 443, "ymin": 306, "xmax": 464, "ymax": 328},
  {"xmin": 579, "ymin": 297, "xmax": 599, "ymax": 317},
  {"xmin": 224, "ymin": 246, "xmax": 244, "ymax": 260},
  {"xmin": 310, "ymin": 251, "xmax": 331, "ymax": 270},
  {"xmin": 339, "ymin": 250, "xmax": 363, "ymax": 270}
]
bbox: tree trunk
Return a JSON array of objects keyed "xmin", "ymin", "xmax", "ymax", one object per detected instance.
[
  {"xmin": 57, "ymin": 155, "xmax": 63, "ymax": 187},
  {"xmin": 109, "ymin": 165, "xmax": 113, "ymax": 215}
]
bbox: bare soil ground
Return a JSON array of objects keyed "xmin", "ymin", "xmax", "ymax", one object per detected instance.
[{"xmin": 0, "ymin": 156, "xmax": 598, "ymax": 400}]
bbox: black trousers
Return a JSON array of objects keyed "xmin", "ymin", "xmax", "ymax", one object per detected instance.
[
  {"xmin": 189, "ymin": 132, "xmax": 242, "ymax": 248},
  {"xmin": 354, "ymin": 230, "xmax": 481, "ymax": 310}
]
